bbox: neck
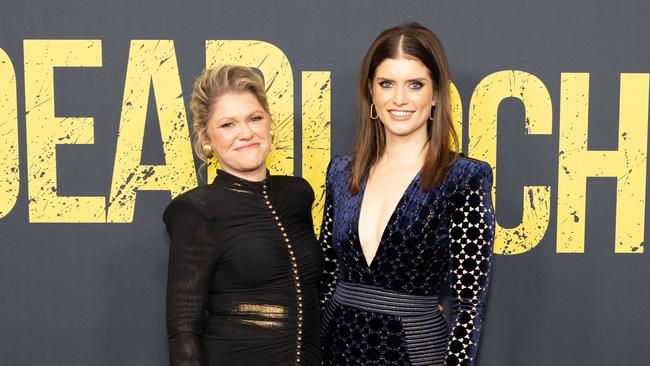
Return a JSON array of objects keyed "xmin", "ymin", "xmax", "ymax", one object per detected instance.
[{"xmin": 379, "ymin": 131, "xmax": 428, "ymax": 167}]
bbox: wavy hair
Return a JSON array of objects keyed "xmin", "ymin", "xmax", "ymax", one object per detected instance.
[{"xmin": 190, "ymin": 65, "xmax": 270, "ymax": 169}]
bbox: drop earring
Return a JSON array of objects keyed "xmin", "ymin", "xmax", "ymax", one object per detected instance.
[{"xmin": 370, "ymin": 104, "xmax": 378, "ymax": 120}]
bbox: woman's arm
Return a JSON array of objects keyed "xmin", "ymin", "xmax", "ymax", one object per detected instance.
[
  {"xmin": 446, "ymin": 162, "xmax": 495, "ymax": 366},
  {"xmin": 318, "ymin": 161, "xmax": 338, "ymax": 310},
  {"xmin": 163, "ymin": 199, "xmax": 219, "ymax": 366}
]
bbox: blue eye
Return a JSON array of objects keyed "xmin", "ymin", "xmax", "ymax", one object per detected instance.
[
  {"xmin": 379, "ymin": 81, "xmax": 392, "ymax": 88},
  {"xmin": 409, "ymin": 82, "xmax": 424, "ymax": 90},
  {"xmin": 251, "ymin": 115, "xmax": 263, "ymax": 122}
]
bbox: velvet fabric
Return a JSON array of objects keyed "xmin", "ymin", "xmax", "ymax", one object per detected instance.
[{"xmin": 319, "ymin": 155, "xmax": 495, "ymax": 366}]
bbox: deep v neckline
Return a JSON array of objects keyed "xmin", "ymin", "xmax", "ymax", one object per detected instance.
[{"xmin": 356, "ymin": 169, "xmax": 422, "ymax": 270}]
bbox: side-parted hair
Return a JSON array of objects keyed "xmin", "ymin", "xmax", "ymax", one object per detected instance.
[
  {"xmin": 349, "ymin": 22, "xmax": 459, "ymax": 194},
  {"xmin": 190, "ymin": 65, "xmax": 270, "ymax": 166}
]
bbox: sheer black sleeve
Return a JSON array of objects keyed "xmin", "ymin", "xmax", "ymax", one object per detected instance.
[
  {"xmin": 445, "ymin": 162, "xmax": 495, "ymax": 366},
  {"xmin": 163, "ymin": 199, "xmax": 219, "ymax": 366},
  {"xmin": 317, "ymin": 162, "xmax": 338, "ymax": 310}
]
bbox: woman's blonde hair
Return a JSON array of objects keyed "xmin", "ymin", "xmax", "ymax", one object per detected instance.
[{"xmin": 190, "ymin": 65, "xmax": 270, "ymax": 166}]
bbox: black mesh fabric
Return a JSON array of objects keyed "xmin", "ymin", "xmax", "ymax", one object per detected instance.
[{"xmin": 164, "ymin": 170, "xmax": 323, "ymax": 366}]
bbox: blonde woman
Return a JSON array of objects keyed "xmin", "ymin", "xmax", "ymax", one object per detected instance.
[{"xmin": 164, "ymin": 66, "xmax": 322, "ymax": 366}]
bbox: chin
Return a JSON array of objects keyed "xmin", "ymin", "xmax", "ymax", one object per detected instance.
[
  {"xmin": 384, "ymin": 121, "xmax": 427, "ymax": 138},
  {"xmin": 385, "ymin": 127, "xmax": 415, "ymax": 137}
]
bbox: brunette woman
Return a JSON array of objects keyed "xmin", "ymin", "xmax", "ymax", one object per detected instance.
[{"xmin": 319, "ymin": 23, "xmax": 494, "ymax": 366}]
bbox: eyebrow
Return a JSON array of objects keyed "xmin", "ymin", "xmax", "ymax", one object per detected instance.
[
  {"xmin": 216, "ymin": 110, "xmax": 266, "ymax": 123},
  {"xmin": 375, "ymin": 77, "xmax": 428, "ymax": 83}
]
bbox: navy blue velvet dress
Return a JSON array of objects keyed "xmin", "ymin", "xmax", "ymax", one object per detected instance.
[{"xmin": 319, "ymin": 155, "xmax": 495, "ymax": 366}]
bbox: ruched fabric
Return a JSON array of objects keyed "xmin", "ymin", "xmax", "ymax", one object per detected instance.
[{"xmin": 164, "ymin": 170, "xmax": 322, "ymax": 366}]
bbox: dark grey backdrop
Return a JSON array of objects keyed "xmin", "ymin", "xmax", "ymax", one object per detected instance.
[{"xmin": 1, "ymin": 0, "xmax": 648, "ymax": 365}]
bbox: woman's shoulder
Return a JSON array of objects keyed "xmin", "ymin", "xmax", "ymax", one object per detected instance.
[
  {"xmin": 447, "ymin": 155, "xmax": 493, "ymax": 186},
  {"xmin": 327, "ymin": 154, "xmax": 354, "ymax": 178},
  {"xmin": 445, "ymin": 155, "xmax": 492, "ymax": 183},
  {"xmin": 452, "ymin": 155, "xmax": 492, "ymax": 172},
  {"xmin": 162, "ymin": 185, "xmax": 215, "ymax": 223}
]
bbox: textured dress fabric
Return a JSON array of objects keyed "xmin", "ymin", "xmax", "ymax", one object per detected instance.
[
  {"xmin": 163, "ymin": 170, "xmax": 323, "ymax": 366},
  {"xmin": 319, "ymin": 155, "xmax": 495, "ymax": 366}
]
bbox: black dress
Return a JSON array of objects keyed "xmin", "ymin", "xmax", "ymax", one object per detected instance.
[
  {"xmin": 163, "ymin": 169, "xmax": 322, "ymax": 366},
  {"xmin": 319, "ymin": 155, "xmax": 495, "ymax": 366}
]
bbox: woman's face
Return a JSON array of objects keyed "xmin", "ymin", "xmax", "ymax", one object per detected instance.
[
  {"xmin": 370, "ymin": 56, "xmax": 437, "ymax": 141},
  {"xmin": 203, "ymin": 92, "xmax": 272, "ymax": 179}
]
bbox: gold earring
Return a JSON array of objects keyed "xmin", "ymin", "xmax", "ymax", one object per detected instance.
[
  {"xmin": 202, "ymin": 144, "xmax": 213, "ymax": 158},
  {"xmin": 429, "ymin": 106, "xmax": 435, "ymax": 121},
  {"xmin": 370, "ymin": 103, "xmax": 378, "ymax": 120}
]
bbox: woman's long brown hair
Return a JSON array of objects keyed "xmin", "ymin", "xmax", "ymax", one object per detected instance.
[{"xmin": 349, "ymin": 22, "xmax": 458, "ymax": 194}]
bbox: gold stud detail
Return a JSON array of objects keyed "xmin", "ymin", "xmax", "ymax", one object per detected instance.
[{"xmin": 262, "ymin": 184, "xmax": 304, "ymax": 364}]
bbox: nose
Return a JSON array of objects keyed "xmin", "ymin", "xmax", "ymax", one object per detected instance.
[
  {"xmin": 392, "ymin": 86, "xmax": 407, "ymax": 106},
  {"xmin": 238, "ymin": 122, "xmax": 254, "ymax": 140}
]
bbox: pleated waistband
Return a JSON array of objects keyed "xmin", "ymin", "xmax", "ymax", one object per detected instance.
[
  {"xmin": 331, "ymin": 281, "xmax": 438, "ymax": 316},
  {"xmin": 326, "ymin": 281, "xmax": 447, "ymax": 365}
]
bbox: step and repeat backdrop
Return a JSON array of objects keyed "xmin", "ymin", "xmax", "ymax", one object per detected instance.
[{"xmin": 0, "ymin": 0, "xmax": 648, "ymax": 365}]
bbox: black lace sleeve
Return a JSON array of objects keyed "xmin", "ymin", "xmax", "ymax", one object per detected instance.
[
  {"xmin": 446, "ymin": 162, "xmax": 495, "ymax": 366},
  {"xmin": 318, "ymin": 162, "xmax": 338, "ymax": 310},
  {"xmin": 163, "ymin": 199, "xmax": 219, "ymax": 366}
]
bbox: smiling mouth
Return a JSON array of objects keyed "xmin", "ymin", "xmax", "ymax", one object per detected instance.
[
  {"xmin": 234, "ymin": 143, "xmax": 260, "ymax": 151},
  {"xmin": 388, "ymin": 110, "xmax": 414, "ymax": 117}
]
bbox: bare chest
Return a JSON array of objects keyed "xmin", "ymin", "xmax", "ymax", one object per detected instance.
[{"xmin": 358, "ymin": 167, "xmax": 419, "ymax": 266}]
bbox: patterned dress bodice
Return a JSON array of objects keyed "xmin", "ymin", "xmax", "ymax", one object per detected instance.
[{"xmin": 319, "ymin": 155, "xmax": 495, "ymax": 366}]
